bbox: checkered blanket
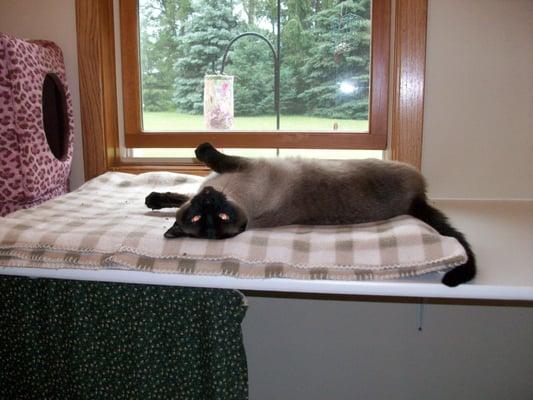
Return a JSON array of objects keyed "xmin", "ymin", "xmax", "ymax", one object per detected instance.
[{"xmin": 0, "ymin": 172, "xmax": 467, "ymax": 281}]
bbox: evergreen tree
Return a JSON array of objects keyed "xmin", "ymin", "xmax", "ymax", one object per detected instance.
[
  {"xmin": 139, "ymin": 0, "xmax": 192, "ymax": 111},
  {"xmin": 280, "ymin": 14, "xmax": 312, "ymax": 114},
  {"xmin": 242, "ymin": 0, "xmax": 259, "ymax": 25},
  {"xmin": 287, "ymin": 0, "xmax": 312, "ymax": 28},
  {"xmin": 257, "ymin": 0, "xmax": 278, "ymax": 34},
  {"xmin": 224, "ymin": 33, "xmax": 276, "ymax": 116},
  {"xmin": 139, "ymin": 0, "xmax": 372, "ymax": 120},
  {"xmin": 298, "ymin": 0, "xmax": 370, "ymax": 119},
  {"xmin": 173, "ymin": 0, "xmax": 240, "ymax": 113}
]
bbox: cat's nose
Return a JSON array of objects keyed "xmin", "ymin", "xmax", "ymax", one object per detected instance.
[{"xmin": 202, "ymin": 197, "xmax": 214, "ymax": 208}]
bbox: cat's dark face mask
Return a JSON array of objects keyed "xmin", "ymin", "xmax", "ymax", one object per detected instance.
[{"xmin": 164, "ymin": 186, "xmax": 247, "ymax": 240}]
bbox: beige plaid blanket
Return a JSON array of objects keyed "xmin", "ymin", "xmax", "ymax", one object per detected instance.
[{"xmin": 0, "ymin": 172, "xmax": 467, "ymax": 281}]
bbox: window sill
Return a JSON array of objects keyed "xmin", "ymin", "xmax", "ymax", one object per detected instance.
[
  {"xmin": 1, "ymin": 200, "xmax": 531, "ymax": 302},
  {"xmin": 109, "ymin": 163, "xmax": 210, "ymax": 176}
]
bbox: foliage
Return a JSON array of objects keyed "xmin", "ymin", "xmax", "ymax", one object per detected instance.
[
  {"xmin": 299, "ymin": 0, "xmax": 370, "ymax": 119},
  {"xmin": 173, "ymin": 0, "xmax": 240, "ymax": 113},
  {"xmin": 139, "ymin": 0, "xmax": 371, "ymax": 120},
  {"xmin": 140, "ymin": 0, "xmax": 192, "ymax": 111},
  {"xmin": 224, "ymin": 35, "xmax": 276, "ymax": 116}
]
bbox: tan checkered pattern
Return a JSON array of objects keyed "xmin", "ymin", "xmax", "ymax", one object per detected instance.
[{"xmin": 0, "ymin": 172, "xmax": 467, "ymax": 281}]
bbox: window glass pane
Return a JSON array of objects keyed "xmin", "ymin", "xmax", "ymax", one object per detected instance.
[
  {"xmin": 138, "ymin": 0, "xmax": 371, "ymax": 132},
  {"xmin": 130, "ymin": 148, "xmax": 382, "ymax": 159}
]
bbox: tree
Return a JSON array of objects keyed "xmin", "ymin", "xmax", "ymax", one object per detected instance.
[
  {"xmin": 241, "ymin": 0, "xmax": 259, "ymax": 25},
  {"xmin": 280, "ymin": 15, "xmax": 312, "ymax": 114},
  {"xmin": 140, "ymin": 0, "xmax": 371, "ymax": 120},
  {"xmin": 173, "ymin": 0, "xmax": 240, "ymax": 113},
  {"xmin": 140, "ymin": 29, "xmax": 175, "ymax": 111},
  {"xmin": 224, "ymin": 33, "xmax": 276, "ymax": 116},
  {"xmin": 257, "ymin": 0, "xmax": 278, "ymax": 34},
  {"xmin": 287, "ymin": 0, "xmax": 312, "ymax": 28},
  {"xmin": 298, "ymin": 0, "xmax": 371, "ymax": 119},
  {"xmin": 139, "ymin": 0, "xmax": 192, "ymax": 111}
]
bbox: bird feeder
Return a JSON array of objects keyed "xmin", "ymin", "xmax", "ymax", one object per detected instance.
[{"xmin": 203, "ymin": 74, "xmax": 234, "ymax": 130}]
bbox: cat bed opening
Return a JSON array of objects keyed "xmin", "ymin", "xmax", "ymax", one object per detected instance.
[{"xmin": 42, "ymin": 73, "xmax": 69, "ymax": 161}]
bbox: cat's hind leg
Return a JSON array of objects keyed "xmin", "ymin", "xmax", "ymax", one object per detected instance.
[
  {"xmin": 409, "ymin": 197, "xmax": 476, "ymax": 287},
  {"xmin": 145, "ymin": 192, "xmax": 190, "ymax": 210},
  {"xmin": 195, "ymin": 142, "xmax": 250, "ymax": 173}
]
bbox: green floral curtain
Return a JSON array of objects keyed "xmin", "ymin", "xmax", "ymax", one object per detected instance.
[{"xmin": 0, "ymin": 276, "xmax": 248, "ymax": 400}]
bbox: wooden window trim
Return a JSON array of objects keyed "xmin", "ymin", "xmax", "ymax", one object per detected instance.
[
  {"xmin": 391, "ymin": 0, "xmax": 427, "ymax": 170},
  {"xmin": 76, "ymin": 0, "xmax": 427, "ymax": 179},
  {"xmin": 76, "ymin": 0, "xmax": 119, "ymax": 178}
]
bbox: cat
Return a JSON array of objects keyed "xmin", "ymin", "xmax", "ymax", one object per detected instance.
[{"xmin": 145, "ymin": 142, "xmax": 476, "ymax": 287}]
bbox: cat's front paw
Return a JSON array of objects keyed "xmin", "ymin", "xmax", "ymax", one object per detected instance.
[{"xmin": 145, "ymin": 192, "xmax": 164, "ymax": 210}]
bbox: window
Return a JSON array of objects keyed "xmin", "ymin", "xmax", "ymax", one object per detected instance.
[
  {"xmin": 120, "ymin": 0, "xmax": 390, "ymax": 151},
  {"xmin": 75, "ymin": 0, "xmax": 426, "ymax": 178},
  {"xmin": 138, "ymin": 0, "xmax": 372, "ymax": 133}
]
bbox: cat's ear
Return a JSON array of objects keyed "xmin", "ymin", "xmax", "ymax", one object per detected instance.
[{"xmin": 164, "ymin": 223, "xmax": 187, "ymax": 239}]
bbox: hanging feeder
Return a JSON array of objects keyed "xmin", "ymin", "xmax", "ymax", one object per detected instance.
[
  {"xmin": 202, "ymin": 31, "xmax": 280, "ymax": 131},
  {"xmin": 203, "ymin": 74, "xmax": 234, "ymax": 130}
]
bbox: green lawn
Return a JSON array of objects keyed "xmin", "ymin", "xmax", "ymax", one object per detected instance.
[
  {"xmin": 143, "ymin": 111, "xmax": 368, "ymax": 132},
  {"xmin": 135, "ymin": 111, "xmax": 381, "ymax": 159}
]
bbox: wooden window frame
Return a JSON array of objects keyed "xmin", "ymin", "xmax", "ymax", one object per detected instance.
[{"xmin": 76, "ymin": 0, "xmax": 426, "ymax": 179}]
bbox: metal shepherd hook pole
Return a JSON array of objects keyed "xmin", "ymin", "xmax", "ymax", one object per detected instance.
[{"xmin": 219, "ymin": 32, "xmax": 281, "ymax": 130}]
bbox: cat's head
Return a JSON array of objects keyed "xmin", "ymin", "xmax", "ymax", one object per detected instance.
[{"xmin": 164, "ymin": 186, "xmax": 247, "ymax": 240}]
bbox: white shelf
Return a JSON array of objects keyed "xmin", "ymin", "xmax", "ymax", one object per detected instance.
[{"xmin": 1, "ymin": 200, "xmax": 532, "ymax": 301}]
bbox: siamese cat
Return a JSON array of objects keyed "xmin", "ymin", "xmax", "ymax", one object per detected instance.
[{"xmin": 145, "ymin": 142, "xmax": 476, "ymax": 287}]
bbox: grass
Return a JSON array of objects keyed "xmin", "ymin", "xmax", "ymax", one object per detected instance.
[
  {"xmin": 134, "ymin": 111, "xmax": 381, "ymax": 159},
  {"xmin": 142, "ymin": 111, "xmax": 369, "ymax": 132}
]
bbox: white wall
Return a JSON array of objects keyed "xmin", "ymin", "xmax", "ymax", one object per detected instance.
[
  {"xmin": 422, "ymin": 0, "xmax": 533, "ymax": 200},
  {"xmin": 0, "ymin": 0, "xmax": 85, "ymax": 189},
  {"xmin": 243, "ymin": 297, "xmax": 533, "ymax": 400}
]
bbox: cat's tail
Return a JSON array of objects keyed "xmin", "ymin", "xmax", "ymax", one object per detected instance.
[{"xmin": 409, "ymin": 197, "xmax": 476, "ymax": 287}]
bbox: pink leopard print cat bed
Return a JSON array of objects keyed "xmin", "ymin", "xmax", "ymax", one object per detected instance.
[{"xmin": 0, "ymin": 33, "xmax": 74, "ymax": 217}]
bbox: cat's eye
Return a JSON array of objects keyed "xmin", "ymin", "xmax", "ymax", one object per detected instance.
[
  {"xmin": 218, "ymin": 212, "xmax": 230, "ymax": 221},
  {"xmin": 191, "ymin": 215, "xmax": 202, "ymax": 222}
]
